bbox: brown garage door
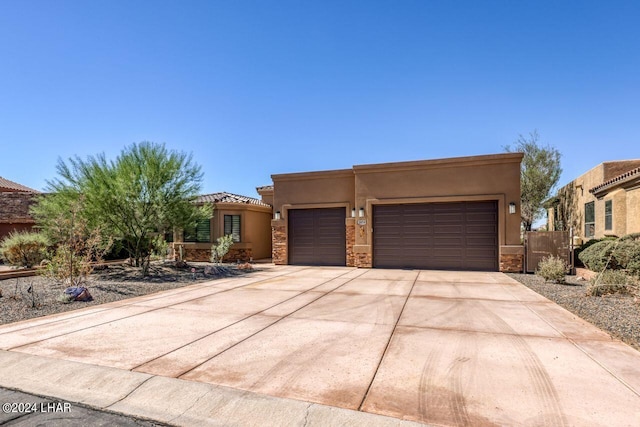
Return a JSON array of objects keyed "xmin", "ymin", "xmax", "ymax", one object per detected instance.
[
  {"xmin": 288, "ymin": 208, "xmax": 346, "ymax": 266},
  {"xmin": 373, "ymin": 201, "xmax": 498, "ymax": 271}
]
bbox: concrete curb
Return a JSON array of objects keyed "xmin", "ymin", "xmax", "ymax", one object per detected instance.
[{"xmin": 0, "ymin": 350, "xmax": 429, "ymax": 427}]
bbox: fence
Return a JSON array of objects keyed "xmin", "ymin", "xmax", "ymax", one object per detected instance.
[{"xmin": 524, "ymin": 231, "xmax": 572, "ymax": 273}]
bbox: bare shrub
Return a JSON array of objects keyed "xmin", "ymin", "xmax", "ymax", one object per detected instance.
[{"xmin": 536, "ymin": 255, "xmax": 568, "ymax": 283}]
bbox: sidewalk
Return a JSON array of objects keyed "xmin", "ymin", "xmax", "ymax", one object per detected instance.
[{"xmin": 0, "ymin": 387, "xmax": 167, "ymax": 426}]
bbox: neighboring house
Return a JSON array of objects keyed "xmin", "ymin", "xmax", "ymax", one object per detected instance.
[
  {"xmin": 546, "ymin": 160, "xmax": 640, "ymax": 242},
  {"xmin": 263, "ymin": 153, "xmax": 524, "ymax": 272},
  {"xmin": 173, "ymin": 192, "xmax": 272, "ymax": 262},
  {"xmin": 0, "ymin": 176, "xmax": 41, "ymax": 242}
]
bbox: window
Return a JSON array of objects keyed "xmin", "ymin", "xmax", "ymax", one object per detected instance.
[
  {"xmin": 184, "ymin": 219, "xmax": 211, "ymax": 243},
  {"xmin": 224, "ymin": 215, "xmax": 241, "ymax": 242},
  {"xmin": 584, "ymin": 202, "xmax": 595, "ymax": 237},
  {"xmin": 605, "ymin": 200, "xmax": 612, "ymax": 231}
]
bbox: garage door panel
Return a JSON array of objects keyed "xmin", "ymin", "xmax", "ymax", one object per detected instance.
[
  {"xmin": 373, "ymin": 201, "xmax": 498, "ymax": 271},
  {"xmin": 288, "ymin": 208, "xmax": 346, "ymax": 266}
]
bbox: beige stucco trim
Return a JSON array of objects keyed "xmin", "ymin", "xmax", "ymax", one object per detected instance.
[
  {"xmin": 500, "ymin": 245, "xmax": 525, "ymax": 255},
  {"xmin": 279, "ymin": 202, "xmax": 353, "ymax": 219},
  {"xmin": 272, "ymin": 169, "xmax": 353, "ymax": 182},
  {"xmin": 353, "ymin": 153, "xmax": 524, "ymax": 174}
]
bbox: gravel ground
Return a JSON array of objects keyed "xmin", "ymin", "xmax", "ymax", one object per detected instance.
[
  {"xmin": 507, "ymin": 273, "xmax": 640, "ymax": 351},
  {"xmin": 0, "ymin": 261, "xmax": 258, "ymax": 326}
]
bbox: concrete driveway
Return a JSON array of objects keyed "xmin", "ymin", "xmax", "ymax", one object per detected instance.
[{"xmin": 1, "ymin": 266, "xmax": 639, "ymax": 426}]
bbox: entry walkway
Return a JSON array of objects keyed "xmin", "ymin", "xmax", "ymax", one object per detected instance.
[{"xmin": 0, "ymin": 266, "xmax": 639, "ymax": 426}]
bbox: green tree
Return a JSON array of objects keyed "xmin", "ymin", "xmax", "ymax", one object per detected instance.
[
  {"xmin": 33, "ymin": 142, "xmax": 210, "ymax": 275},
  {"xmin": 504, "ymin": 131, "xmax": 562, "ymax": 231}
]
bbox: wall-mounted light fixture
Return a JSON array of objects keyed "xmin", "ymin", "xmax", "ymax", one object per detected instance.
[
  {"xmin": 351, "ymin": 208, "xmax": 356, "ymax": 218},
  {"xmin": 359, "ymin": 207, "xmax": 365, "ymax": 218},
  {"xmin": 509, "ymin": 202, "xmax": 516, "ymax": 214},
  {"xmin": 274, "ymin": 211, "xmax": 281, "ymax": 220}
]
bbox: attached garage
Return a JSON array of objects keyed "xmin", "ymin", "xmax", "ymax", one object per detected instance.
[
  {"xmin": 288, "ymin": 208, "xmax": 346, "ymax": 266},
  {"xmin": 373, "ymin": 201, "xmax": 498, "ymax": 271},
  {"xmin": 270, "ymin": 153, "xmax": 524, "ymax": 272}
]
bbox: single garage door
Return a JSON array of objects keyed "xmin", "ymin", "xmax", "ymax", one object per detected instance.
[
  {"xmin": 373, "ymin": 201, "xmax": 498, "ymax": 271},
  {"xmin": 288, "ymin": 208, "xmax": 346, "ymax": 266}
]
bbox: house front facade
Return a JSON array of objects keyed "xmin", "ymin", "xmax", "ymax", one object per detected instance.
[
  {"xmin": 0, "ymin": 176, "xmax": 40, "ymax": 242},
  {"xmin": 546, "ymin": 160, "xmax": 640, "ymax": 242},
  {"xmin": 173, "ymin": 192, "xmax": 272, "ymax": 262},
  {"xmin": 265, "ymin": 153, "xmax": 524, "ymax": 272}
]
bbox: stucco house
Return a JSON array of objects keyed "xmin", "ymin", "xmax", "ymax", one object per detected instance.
[
  {"xmin": 546, "ymin": 160, "xmax": 640, "ymax": 242},
  {"xmin": 0, "ymin": 176, "xmax": 40, "ymax": 242},
  {"xmin": 173, "ymin": 192, "xmax": 272, "ymax": 262},
  {"xmin": 262, "ymin": 153, "xmax": 524, "ymax": 272}
]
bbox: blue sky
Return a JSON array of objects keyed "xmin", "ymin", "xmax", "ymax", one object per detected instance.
[{"xmin": 1, "ymin": 0, "xmax": 639, "ymax": 199}]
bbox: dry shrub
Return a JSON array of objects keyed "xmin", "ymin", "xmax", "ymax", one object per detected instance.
[
  {"xmin": 536, "ymin": 255, "xmax": 568, "ymax": 283},
  {"xmin": 587, "ymin": 270, "xmax": 637, "ymax": 297}
]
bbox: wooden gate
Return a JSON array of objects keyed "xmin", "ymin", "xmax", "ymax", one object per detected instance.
[{"xmin": 525, "ymin": 231, "xmax": 571, "ymax": 273}]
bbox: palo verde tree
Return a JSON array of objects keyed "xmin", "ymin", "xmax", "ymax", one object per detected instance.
[
  {"xmin": 33, "ymin": 142, "xmax": 210, "ymax": 275},
  {"xmin": 504, "ymin": 131, "xmax": 562, "ymax": 231}
]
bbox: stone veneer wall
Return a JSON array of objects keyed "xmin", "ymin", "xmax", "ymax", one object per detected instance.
[
  {"xmin": 355, "ymin": 253, "xmax": 372, "ymax": 268},
  {"xmin": 499, "ymin": 253, "xmax": 523, "ymax": 273},
  {"xmin": 346, "ymin": 222, "xmax": 355, "ymax": 267},
  {"xmin": 0, "ymin": 192, "xmax": 37, "ymax": 222},
  {"xmin": 272, "ymin": 224, "xmax": 286, "ymax": 264},
  {"xmin": 223, "ymin": 248, "xmax": 252, "ymax": 263},
  {"xmin": 178, "ymin": 246, "xmax": 252, "ymax": 263},
  {"xmin": 183, "ymin": 247, "xmax": 210, "ymax": 262}
]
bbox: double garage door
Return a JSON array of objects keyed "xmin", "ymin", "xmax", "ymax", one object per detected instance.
[
  {"xmin": 373, "ymin": 201, "xmax": 498, "ymax": 271},
  {"xmin": 288, "ymin": 201, "xmax": 498, "ymax": 271}
]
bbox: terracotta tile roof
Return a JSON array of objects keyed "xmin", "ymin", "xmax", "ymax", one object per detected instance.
[
  {"xmin": 0, "ymin": 176, "xmax": 40, "ymax": 193},
  {"xmin": 195, "ymin": 192, "xmax": 271, "ymax": 207},
  {"xmin": 256, "ymin": 185, "xmax": 274, "ymax": 192},
  {"xmin": 590, "ymin": 166, "xmax": 640, "ymax": 194}
]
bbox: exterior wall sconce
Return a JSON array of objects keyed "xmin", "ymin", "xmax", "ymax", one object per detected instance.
[
  {"xmin": 509, "ymin": 202, "xmax": 516, "ymax": 214},
  {"xmin": 351, "ymin": 208, "xmax": 356, "ymax": 218},
  {"xmin": 359, "ymin": 207, "xmax": 365, "ymax": 218},
  {"xmin": 275, "ymin": 211, "xmax": 281, "ymax": 220}
]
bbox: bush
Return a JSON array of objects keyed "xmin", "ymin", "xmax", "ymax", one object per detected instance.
[
  {"xmin": 578, "ymin": 240, "xmax": 618, "ymax": 272},
  {"xmin": 586, "ymin": 270, "xmax": 636, "ymax": 296},
  {"xmin": 0, "ymin": 231, "xmax": 49, "ymax": 268},
  {"xmin": 578, "ymin": 234, "xmax": 640, "ymax": 277},
  {"xmin": 536, "ymin": 255, "xmax": 568, "ymax": 283},
  {"xmin": 211, "ymin": 235, "xmax": 234, "ymax": 264},
  {"xmin": 611, "ymin": 240, "xmax": 640, "ymax": 278},
  {"xmin": 42, "ymin": 245, "xmax": 94, "ymax": 287},
  {"xmin": 586, "ymin": 283, "xmax": 629, "ymax": 297},
  {"xmin": 574, "ymin": 236, "xmax": 616, "ymax": 267}
]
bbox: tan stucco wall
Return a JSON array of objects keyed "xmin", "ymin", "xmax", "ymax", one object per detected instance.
[
  {"xmin": 627, "ymin": 187, "xmax": 640, "ymax": 234},
  {"xmin": 562, "ymin": 164, "xmax": 603, "ymax": 240},
  {"xmin": 271, "ymin": 153, "xmax": 524, "ymax": 269},
  {"xmin": 550, "ymin": 161, "xmax": 640, "ymax": 241},
  {"xmin": 257, "ymin": 188, "xmax": 274, "ymax": 206},
  {"xmin": 353, "ymin": 154, "xmax": 522, "ymax": 250},
  {"xmin": 176, "ymin": 203, "xmax": 272, "ymax": 262},
  {"xmin": 212, "ymin": 204, "xmax": 273, "ymax": 260},
  {"xmin": 609, "ymin": 189, "xmax": 627, "ymax": 236},
  {"xmin": 272, "ymin": 170, "xmax": 355, "ymax": 212}
]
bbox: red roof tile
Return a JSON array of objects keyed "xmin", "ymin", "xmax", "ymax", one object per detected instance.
[
  {"xmin": 0, "ymin": 176, "xmax": 40, "ymax": 193},
  {"xmin": 195, "ymin": 192, "xmax": 271, "ymax": 207}
]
